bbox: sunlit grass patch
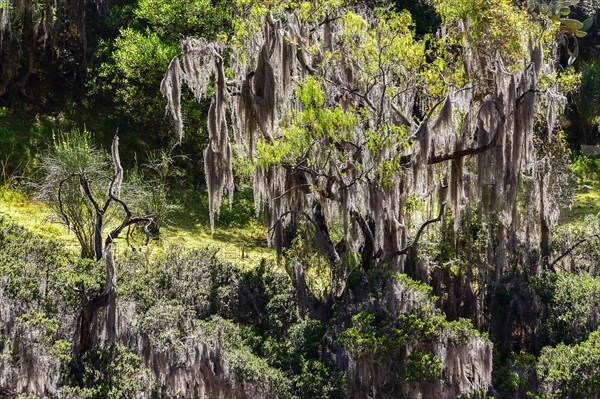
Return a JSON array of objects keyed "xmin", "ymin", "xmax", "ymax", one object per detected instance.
[
  {"xmin": 0, "ymin": 188, "xmax": 80, "ymax": 254},
  {"xmin": 560, "ymin": 182, "xmax": 600, "ymax": 225},
  {"xmin": 0, "ymin": 188, "xmax": 274, "ymax": 268}
]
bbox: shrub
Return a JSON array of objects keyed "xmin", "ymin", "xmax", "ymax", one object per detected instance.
[
  {"xmin": 60, "ymin": 343, "xmax": 148, "ymax": 399},
  {"xmin": 536, "ymin": 328, "xmax": 600, "ymax": 398}
]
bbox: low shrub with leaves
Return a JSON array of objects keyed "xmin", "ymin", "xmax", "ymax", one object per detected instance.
[
  {"xmin": 535, "ymin": 327, "xmax": 600, "ymax": 398},
  {"xmin": 59, "ymin": 343, "xmax": 149, "ymax": 399}
]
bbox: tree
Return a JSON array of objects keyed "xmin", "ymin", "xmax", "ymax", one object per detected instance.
[
  {"xmin": 536, "ymin": 327, "xmax": 600, "ymax": 398},
  {"xmin": 39, "ymin": 129, "xmax": 111, "ymax": 259},
  {"xmin": 40, "ymin": 130, "xmax": 155, "ymax": 353},
  {"xmin": 163, "ymin": 0, "xmax": 570, "ymax": 322},
  {"xmin": 90, "ymin": 0, "xmax": 232, "ymax": 137},
  {"xmin": 0, "ymin": 0, "xmax": 107, "ymax": 100}
]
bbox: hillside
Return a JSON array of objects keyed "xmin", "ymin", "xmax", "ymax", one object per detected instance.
[{"xmin": 1, "ymin": 1, "xmax": 600, "ymax": 398}]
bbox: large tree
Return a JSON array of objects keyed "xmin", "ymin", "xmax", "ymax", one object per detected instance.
[{"xmin": 163, "ymin": 0, "xmax": 572, "ymax": 323}]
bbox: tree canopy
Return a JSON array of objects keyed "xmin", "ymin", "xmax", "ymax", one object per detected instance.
[{"xmin": 163, "ymin": 0, "xmax": 572, "ymax": 304}]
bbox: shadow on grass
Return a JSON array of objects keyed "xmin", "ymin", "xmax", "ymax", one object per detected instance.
[{"xmin": 159, "ymin": 187, "xmax": 273, "ymax": 267}]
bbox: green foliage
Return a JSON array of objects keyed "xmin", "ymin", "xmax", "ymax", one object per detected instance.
[
  {"xmin": 395, "ymin": 273, "xmax": 436, "ymax": 298},
  {"xmin": 89, "ymin": 0, "xmax": 232, "ymax": 140},
  {"xmin": 340, "ymin": 276, "xmax": 485, "ymax": 368},
  {"xmin": 404, "ymin": 350, "xmax": 442, "ymax": 383},
  {"xmin": 94, "ymin": 28, "xmax": 178, "ymax": 124},
  {"xmin": 258, "ymin": 77, "xmax": 357, "ymax": 168},
  {"xmin": 246, "ymin": 316, "xmax": 345, "ymax": 398},
  {"xmin": 196, "ymin": 316, "xmax": 295, "ymax": 398},
  {"xmin": 255, "ymin": 7, "xmax": 425, "ymax": 188},
  {"xmin": 575, "ymin": 59, "xmax": 600, "ymax": 139},
  {"xmin": 536, "ymin": 327, "xmax": 600, "ymax": 398},
  {"xmin": 433, "ymin": 0, "xmax": 542, "ymax": 65},
  {"xmin": 136, "ymin": 0, "xmax": 231, "ymax": 39},
  {"xmin": 37, "ymin": 128, "xmax": 174, "ymax": 258},
  {"xmin": 118, "ymin": 245, "xmax": 344, "ymax": 397},
  {"xmin": 339, "ymin": 308, "xmax": 449, "ymax": 382},
  {"xmin": 535, "ymin": 271, "xmax": 600, "ymax": 345},
  {"xmin": 38, "ymin": 128, "xmax": 110, "ymax": 259},
  {"xmin": 293, "ymin": 359, "xmax": 343, "ymax": 399},
  {"xmin": 492, "ymin": 350, "xmax": 537, "ymax": 396},
  {"xmin": 45, "ymin": 129, "xmax": 109, "ymax": 176},
  {"xmin": 0, "ymin": 217, "xmax": 80, "ymax": 307},
  {"xmin": 571, "ymin": 154, "xmax": 600, "ymax": 183},
  {"xmin": 60, "ymin": 343, "xmax": 147, "ymax": 399},
  {"xmin": 340, "ymin": 311, "xmax": 406, "ymax": 359},
  {"xmin": 119, "ymin": 246, "xmax": 240, "ymax": 317},
  {"xmin": 270, "ymin": 317, "xmax": 344, "ymax": 398},
  {"xmin": 0, "ymin": 108, "xmax": 73, "ymax": 184},
  {"xmin": 126, "ymin": 149, "xmax": 184, "ymax": 228}
]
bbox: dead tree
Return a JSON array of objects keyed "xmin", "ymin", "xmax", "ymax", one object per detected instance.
[{"xmin": 58, "ymin": 136, "xmax": 154, "ymax": 354}]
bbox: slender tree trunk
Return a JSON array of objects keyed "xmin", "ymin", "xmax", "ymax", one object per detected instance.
[
  {"xmin": 104, "ymin": 244, "xmax": 117, "ymax": 343},
  {"xmin": 539, "ymin": 174, "xmax": 550, "ymax": 271}
]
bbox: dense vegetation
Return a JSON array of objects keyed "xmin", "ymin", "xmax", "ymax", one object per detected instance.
[{"xmin": 0, "ymin": 0, "xmax": 599, "ymax": 398}]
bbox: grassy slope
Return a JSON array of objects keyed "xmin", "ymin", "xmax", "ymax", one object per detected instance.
[
  {"xmin": 0, "ymin": 104, "xmax": 275, "ymax": 268},
  {"xmin": 560, "ymin": 182, "xmax": 600, "ymax": 224},
  {"xmin": 0, "ymin": 188, "xmax": 274, "ymax": 268},
  {"xmin": 1, "ymin": 178, "xmax": 596, "ymax": 269}
]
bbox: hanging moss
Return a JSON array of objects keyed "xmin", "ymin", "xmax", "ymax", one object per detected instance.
[{"xmin": 162, "ymin": 3, "xmax": 567, "ymax": 283}]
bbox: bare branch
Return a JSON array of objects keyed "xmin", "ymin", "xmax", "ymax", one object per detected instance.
[
  {"xmin": 79, "ymin": 174, "xmax": 102, "ymax": 215},
  {"xmin": 110, "ymin": 135, "xmax": 123, "ymax": 199},
  {"xmin": 382, "ymin": 202, "xmax": 447, "ymax": 261},
  {"xmin": 550, "ymin": 233, "xmax": 600, "ymax": 268},
  {"xmin": 105, "ymin": 216, "xmax": 155, "ymax": 248},
  {"xmin": 57, "ymin": 173, "xmax": 78, "ymax": 232},
  {"xmin": 429, "ymin": 101, "xmax": 505, "ymax": 165}
]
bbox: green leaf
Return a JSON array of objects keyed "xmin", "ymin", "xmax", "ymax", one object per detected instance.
[
  {"xmin": 575, "ymin": 30, "xmax": 587, "ymax": 38},
  {"xmin": 582, "ymin": 17, "xmax": 593, "ymax": 32},
  {"xmin": 561, "ymin": 18, "xmax": 584, "ymax": 31},
  {"xmin": 560, "ymin": 6, "xmax": 571, "ymax": 16}
]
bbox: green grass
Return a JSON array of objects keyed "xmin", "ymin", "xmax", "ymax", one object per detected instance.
[
  {"xmin": 560, "ymin": 182, "xmax": 600, "ymax": 225},
  {"xmin": 562, "ymin": 184, "xmax": 600, "ymax": 223},
  {"xmin": 560, "ymin": 154, "xmax": 600, "ymax": 225},
  {"xmin": 0, "ymin": 189, "xmax": 80, "ymax": 253},
  {"xmin": 0, "ymin": 187, "xmax": 274, "ymax": 268}
]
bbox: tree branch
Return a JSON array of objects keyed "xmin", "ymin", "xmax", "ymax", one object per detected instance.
[
  {"xmin": 382, "ymin": 202, "xmax": 447, "ymax": 261},
  {"xmin": 428, "ymin": 101, "xmax": 504, "ymax": 165},
  {"xmin": 79, "ymin": 174, "xmax": 102, "ymax": 214},
  {"xmin": 57, "ymin": 173, "xmax": 78, "ymax": 232},
  {"xmin": 550, "ymin": 233, "xmax": 600, "ymax": 268},
  {"xmin": 105, "ymin": 216, "xmax": 155, "ymax": 248}
]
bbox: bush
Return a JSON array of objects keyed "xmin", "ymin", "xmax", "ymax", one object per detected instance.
[
  {"xmin": 534, "ymin": 271, "xmax": 600, "ymax": 345},
  {"xmin": 37, "ymin": 128, "xmax": 111, "ymax": 259},
  {"xmin": 570, "ymin": 154, "xmax": 600, "ymax": 183},
  {"xmin": 60, "ymin": 343, "xmax": 148, "ymax": 399},
  {"xmin": 536, "ymin": 328, "xmax": 600, "ymax": 398}
]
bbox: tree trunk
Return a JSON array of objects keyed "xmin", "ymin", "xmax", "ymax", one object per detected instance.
[
  {"xmin": 539, "ymin": 175, "xmax": 551, "ymax": 272},
  {"xmin": 104, "ymin": 244, "xmax": 117, "ymax": 344}
]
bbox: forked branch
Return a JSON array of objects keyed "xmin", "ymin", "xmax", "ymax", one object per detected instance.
[{"xmin": 382, "ymin": 202, "xmax": 447, "ymax": 261}]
